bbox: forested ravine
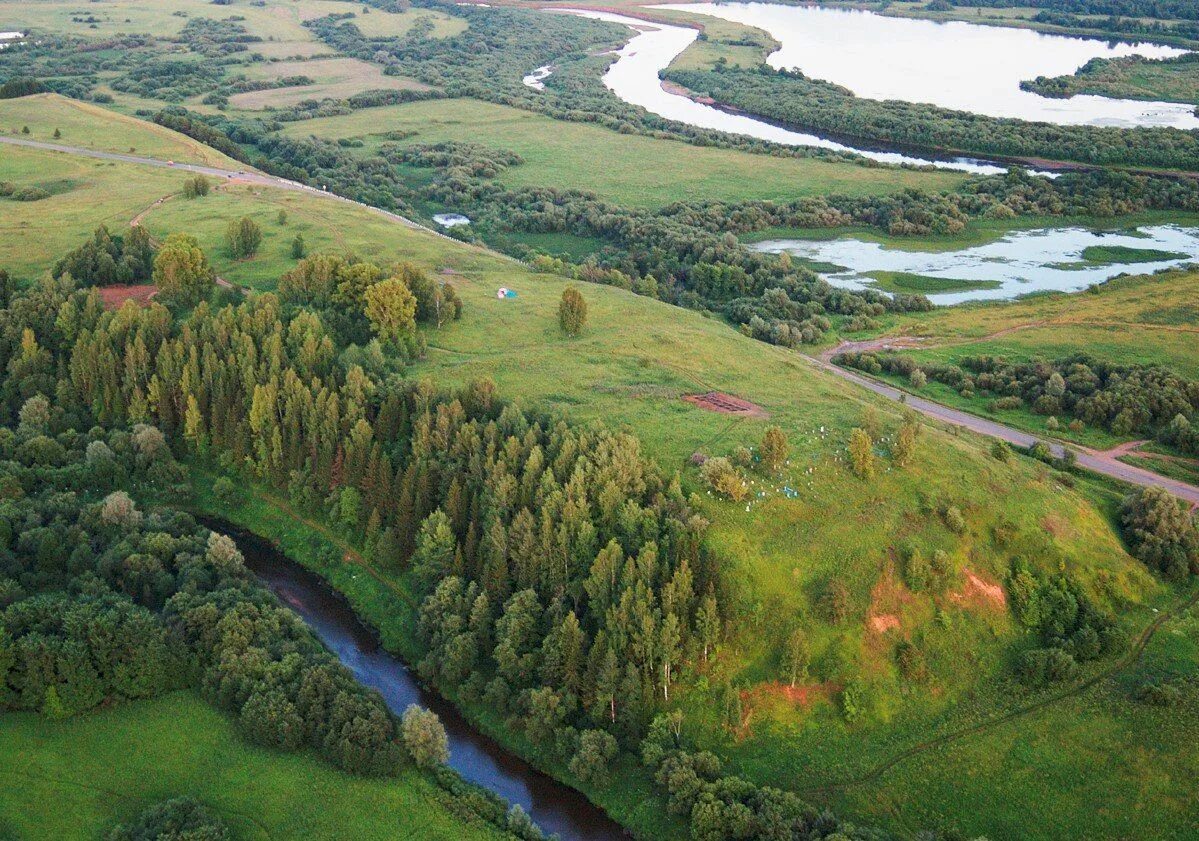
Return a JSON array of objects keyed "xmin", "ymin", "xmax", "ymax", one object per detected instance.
[{"xmin": 201, "ymin": 518, "xmax": 629, "ymax": 841}]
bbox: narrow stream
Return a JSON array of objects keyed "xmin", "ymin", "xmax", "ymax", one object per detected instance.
[{"xmin": 203, "ymin": 518, "xmax": 628, "ymax": 841}]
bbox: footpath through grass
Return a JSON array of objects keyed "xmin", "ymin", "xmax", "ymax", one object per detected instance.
[{"xmin": 0, "ymin": 692, "xmax": 505, "ymax": 841}]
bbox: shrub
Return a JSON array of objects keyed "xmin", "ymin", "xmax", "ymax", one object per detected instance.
[
  {"xmin": 558, "ymin": 286, "xmax": 587, "ymax": 336},
  {"xmin": 1120, "ymin": 487, "xmax": 1199, "ymax": 580},
  {"xmin": 401, "ymin": 704, "xmax": 450, "ymax": 768},
  {"xmin": 699, "ymin": 457, "xmax": 748, "ymax": 501},
  {"xmin": 105, "ymin": 797, "xmax": 230, "ymax": 841}
]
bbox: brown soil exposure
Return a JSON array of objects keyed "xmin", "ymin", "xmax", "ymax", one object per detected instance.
[
  {"xmin": 751, "ymin": 681, "xmax": 838, "ymax": 709},
  {"xmin": 683, "ymin": 391, "xmax": 768, "ymax": 418},
  {"xmin": 97, "ymin": 284, "xmax": 157, "ymax": 310},
  {"xmin": 950, "ymin": 570, "xmax": 1007, "ymax": 610},
  {"xmin": 869, "ymin": 614, "xmax": 901, "ymax": 633}
]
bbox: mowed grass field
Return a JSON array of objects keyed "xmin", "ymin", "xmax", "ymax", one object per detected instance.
[
  {"xmin": 5, "ymin": 102, "xmax": 1197, "ymax": 840},
  {"xmin": 2, "ymin": 0, "xmax": 462, "ymax": 47},
  {"xmin": 0, "ymin": 94, "xmax": 242, "ymax": 167},
  {"xmin": 0, "ymin": 693, "xmax": 505, "ymax": 841},
  {"xmin": 230, "ymin": 57, "xmax": 432, "ymax": 109},
  {"xmin": 279, "ymin": 98, "xmax": 967, "ymax": 208}
]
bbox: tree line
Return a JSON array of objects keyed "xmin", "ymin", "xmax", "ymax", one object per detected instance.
[{"xmin": 664, "ymin": 65, "xmax": 1199, "ymax": 171}]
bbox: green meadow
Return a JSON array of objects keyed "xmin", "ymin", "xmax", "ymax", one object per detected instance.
[
  {"xmin": 279, "ymin": 97, "xmax": 967, "ymax": 208},
  {"xmin": 0, "ymin": 693, "xmax": 505, "ymax": 841}
]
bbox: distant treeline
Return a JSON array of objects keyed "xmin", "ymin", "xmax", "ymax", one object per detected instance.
[{"xmin": 664, "ymin": 66, "xmax": 1199, "ymax": 171}]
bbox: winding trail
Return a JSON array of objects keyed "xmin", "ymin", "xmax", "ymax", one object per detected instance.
[{"xmin": 802, "ymin": 582, "xmax": 1199, "ymax": 796}]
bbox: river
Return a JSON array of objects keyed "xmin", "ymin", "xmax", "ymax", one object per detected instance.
[
  {"xmin": 558, "ymin": 9, "xmax": 1010, "ymax": 174},
  {"xmin": 204, "ymin": 518, "xmax": 628, "ymax": 841},
  {"xmin": 668, "ymin": 3, "xmax": 1196, "ymax": 129}
]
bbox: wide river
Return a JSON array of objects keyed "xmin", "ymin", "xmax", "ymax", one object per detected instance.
[
  {"xmin": 206, "ymin": 518, "xmax": 628, "ymax": 841},
  {"xmin": 561, "ymin": 9, "xmax": 1009, "ymax": 173},
  {"xmin": 751, "ymin": 224, "xmax": 1199, "ymax": 304},
  {"xmin": 555, "ymin": 5, "xmax": 1197, "ymax": 173},
  {"xmin": 669, "ymin": 3, "xmax": 1197, "ymax": 129}
]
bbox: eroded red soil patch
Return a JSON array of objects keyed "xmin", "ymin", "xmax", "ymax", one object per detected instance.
[
  {"xmin": 866, "ymin": 561, "xmax": 913, "ymax": 636},
  {"xmin": 949, "ymin": 570, "xmax": 1007, "ymax": 610},
  {"xmin": 746, "ymin": 681, "xmax": 837, "ymax": 712},
  {"xmin": 869, "ymin": 614, "xmax": 900, "ymax": 633},
  {"xmin": 97, "ymin": 284, "xmax": 157, "ymax": 310},
  {"xmin": 683, "ymin": 391, "xmax": 767, "ymax": 418}
]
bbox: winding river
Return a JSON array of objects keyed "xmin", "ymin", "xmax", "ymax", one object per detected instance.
[
  {"xmin": 558, "ymin": 4, "xmax": 1199, "ymax": 173},
  {"xmin": 206, "ymin": 519, "xmax": 628, "ymax": 841},
  {"xmin": 669, "ymin": 3, "xmax": 1197, "ymax": 129},
  {"xmin": 561, "ymin": 9, "xmax": 1008, "ymax": 174}
]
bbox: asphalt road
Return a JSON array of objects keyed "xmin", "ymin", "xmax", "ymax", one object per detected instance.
[
  {"xmin": 811, "ymin": 355, "xmax": 1199, "ymax": 505},
  {"xmin": 7, "ymin": 135, "xmax": 1198, "ymax": 503}
]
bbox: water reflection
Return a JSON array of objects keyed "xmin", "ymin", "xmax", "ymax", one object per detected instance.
[
  {"xmin": 670, "ymin": 3, "xmax": 1197, "ymax": 128},
  {"xmin": 558, "ymin": 9, "xmax": 1010, "ymax": 174},
  {"xmin": 206, "ymin": 519, "xmax": 629, "ymax": 841},
  {"xmin": 751, "ymin": 224, "xmax": 1199, "ymax": 304}
]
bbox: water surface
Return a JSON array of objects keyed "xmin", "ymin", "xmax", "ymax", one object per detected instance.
[
  {"xmin": 670, "ymin": 3, "xmax": 1197, "ymax": 128},
  {"xmin": 752, "ymin": 224, "xmax": 1199, "ymax": 304},
  {"xmin": 559, "ymin": 9, "xmax": 1008, "ymax": 174},
  {"xmin": 206, "ymin": 519, "xmax": 628, "ymax": 841}
]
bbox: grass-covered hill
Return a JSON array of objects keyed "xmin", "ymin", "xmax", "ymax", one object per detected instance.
[{"xmin": 3, "ymin": 100, "xmax": 1196, "ymax": 840}]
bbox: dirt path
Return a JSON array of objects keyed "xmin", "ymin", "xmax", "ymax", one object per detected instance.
[{"xmin": 802, "ymin": 583, "xmax": 1199, "ymax": 796}]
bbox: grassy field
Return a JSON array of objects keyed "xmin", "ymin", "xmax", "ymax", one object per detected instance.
[
  {"xmin": 278, "ymin": 97, "xmax": 967, "ymax": 208},
  {"xmin": 878, "ymin": 268, "xmax": 1199, "ymax": 379},
  {"xmin": 0, "ymin": 146, "xmax": 183, "ymax": 280},
  {"xmin": 3, "ymin": 0, "xmax": 461, "ymax": 47},
  {"xmin": 0, "ymin": 94, "xmax": 242, "ymax": 167},
  {"xmin": 0, "ymin": 693, "xmax": 504, "ymax": 841},
  {"xmin": 864, "ymin": 270, "xmax": 1002, "ymax": 294},
  {"xmin": 5, "ymin": 101, "xmax": 1196, "ymax": 841},
  {"xmin": 230, "ymin": 57, "xmax": 431, "ymax": 109}
]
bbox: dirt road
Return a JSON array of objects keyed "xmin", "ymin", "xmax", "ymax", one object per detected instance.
[{"xmin": 814, "ymin": 342, "xmax": 1199, "ymax": 504}]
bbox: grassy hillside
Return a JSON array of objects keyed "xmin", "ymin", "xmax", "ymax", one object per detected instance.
[
  {"xmin": 3, "ymin": 102, "xmax": 1195, "ymax": 840},
  {"xmin": 0, "ymin": 94, "xmax": 243, "ymax": 167},
  {"xmin": 0, "ymin": 693, "xmax": 506, "ymax": 841},
  {"xmin": 882, "ymin": 268, "xmax": 1199, "ymax": 379},
  {"xmin": 279, "ymin": 98, "xmax": 966, "ymax": 208}
]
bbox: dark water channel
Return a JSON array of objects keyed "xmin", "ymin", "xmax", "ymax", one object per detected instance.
[{"xmin": 203, "ymin": 517, "xmax": 628, "ymax": 841}]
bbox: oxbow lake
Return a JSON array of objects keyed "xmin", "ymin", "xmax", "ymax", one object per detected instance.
[
  {"xmin": 750, "ymin": 225, "xmax": 1199, "ymax": 305},
  {"xmin": 557, "ymin": 9, "xmax": 1009, "ymax": 173},
  {"xmin": 553, "ymin": 4, "xmax": 1198, "ymax": 172},
  {"xmin": 666, "ymin": 3, "xmax": 1197, "ymax": 129}
]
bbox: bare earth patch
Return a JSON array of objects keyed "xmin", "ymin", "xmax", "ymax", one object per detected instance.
[
  {"xmin": 97, "ymin": 284, "xmax": 156, "ymax": 310},
  {"xmin": 683, "ymin": 391, "xmax": 767, "ymax": 417},
  {"xmin": 949, "ymin": 570, "xmax": 1007, "ymax": 610},
  {"xmin": 869, "ymin": 614, "xmax": 901, "ymax": 633}
]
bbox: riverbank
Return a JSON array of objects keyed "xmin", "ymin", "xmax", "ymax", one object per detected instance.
[{"xmin": 175, "ymin": 467, "xmax": 684, "ymax": 841}]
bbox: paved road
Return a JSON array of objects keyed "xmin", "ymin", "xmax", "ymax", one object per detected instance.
[
  {"xmin": 810, "ymin": 354, "xmax": 1199, "ymax": 505},
  {"xmin": 8, "ymin": 135, "xmax": 1198, "ymax": 503}
]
